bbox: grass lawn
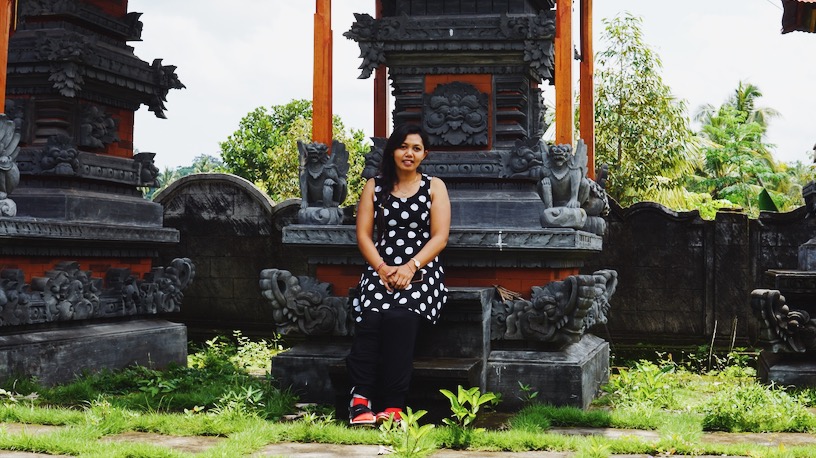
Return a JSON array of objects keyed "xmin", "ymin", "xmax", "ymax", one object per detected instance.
[{"xmin": 1, "ymin": 333, "xmax": 815, "ymax": 457}]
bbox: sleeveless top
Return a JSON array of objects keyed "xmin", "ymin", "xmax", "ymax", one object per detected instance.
[{"xmin": 352, "ymin": 174, "xmax": 448, "ymax": 324}]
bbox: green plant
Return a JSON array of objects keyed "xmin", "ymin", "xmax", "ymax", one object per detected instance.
[
  {"xmin": 516, "ymin": 381, "xmax": 539, "ymax": 406},
  {"xmin": 439, "ymin": 385, "xmax": 499, "ymax": 429},
  {"xmin": 211, "ymin": 386, "xmax": 266, "ymax": 419},
  {"xmin": 699, "ymin": 382, "xmax": 816, "ymax": 433},
  {"xmin": 601, "ymin": 360, "xmax": 679, "ymax": 409},
  {"xmin": 378, "ymin": 407, "xmax": 436, "ymax": 457}
]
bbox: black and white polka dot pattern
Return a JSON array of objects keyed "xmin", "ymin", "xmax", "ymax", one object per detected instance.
[{"xmin": 354, "ymin": 174, "xmax": 448, "ymax": 324}]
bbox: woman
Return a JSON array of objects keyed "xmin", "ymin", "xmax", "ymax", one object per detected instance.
[{"xmin": 346, "ymin": 123, "xmax": 451, "ymax": 425}]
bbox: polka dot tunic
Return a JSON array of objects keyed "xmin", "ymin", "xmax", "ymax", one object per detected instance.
[{"xmin": 353, "ymin": 174, "xmax": 448, "ymax": 324}]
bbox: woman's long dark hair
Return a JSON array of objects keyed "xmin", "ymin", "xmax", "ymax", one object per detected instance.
[{"xmin": 377, "ymin": 123, "xmax": 430, "ymax": 203}]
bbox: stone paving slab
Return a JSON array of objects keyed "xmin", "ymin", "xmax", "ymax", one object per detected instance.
[{"xmin": 103, "ymin": 431, "xmax": 224, "ymax": 454}]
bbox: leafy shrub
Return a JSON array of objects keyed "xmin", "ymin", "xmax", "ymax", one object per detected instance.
[
  {"xmin": 698, "ymin": 382, "xmax": 816, "ymax": 432},
  {"xmin": 601, "ymin": 360, "xmax": 681, "ymax": 409}
]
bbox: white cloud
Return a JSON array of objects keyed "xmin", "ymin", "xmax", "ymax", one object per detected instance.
[{"xmin": 130, "ymin": 0, "xmax": 814, "ymax": 169}]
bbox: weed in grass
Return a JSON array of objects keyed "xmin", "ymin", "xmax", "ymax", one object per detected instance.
[
  {"xmin": 379, "ymin": 407, "xmax": 436, "ymax": 457},
  {"xmin": 575, "ymin": 436, "xmax": 611, "ymax": 458},
  {"xmin": 699, "ymin": 381, "xmax": 816, "ymax": 432},
  {"xmin": 600, "ymin": 360, "xmax": 680, "ymax": 409},
  {"xmin": 438, "ymin": 385, "xmax": 500, "ymax": 449},
  {"xmin": 439, "ymin": 385, "xmax": 500, "ymax": 429},
  {"xmin": 516, "ymin": 380, "xmax": 539, "ymax": 406},
  {"xmin": 509, "ymin": 404, "xmax": 611, "ymax": 431}
]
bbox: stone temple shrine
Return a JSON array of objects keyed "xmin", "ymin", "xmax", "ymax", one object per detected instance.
[
  {"xmin": 0, "ymin": 0, "xmax": 193, "ymax": 384},
  {"xmin": 262, "ymin": 0, "xmax": 617, "ymax": 413}
]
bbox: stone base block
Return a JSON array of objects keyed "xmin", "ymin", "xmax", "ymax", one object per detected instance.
[
  {"xmin": 271, "ymin": 341, "xmax": 351, "ymax": 405},
  {"xmin": 486, "ymin": 334, "xmax": 609, "ymax": 410},
  {"xmin": 0, "ymin": 319, "xmax": 187, "ymax": 386},
  {"xmin": 758, "ymin": 350, "xmax": 816, "ymax": 386}
]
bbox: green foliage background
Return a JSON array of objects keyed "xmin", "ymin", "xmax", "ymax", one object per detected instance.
[{"xmin": 219, "ymin": 99, "xmax": 368, "ymax": 204}]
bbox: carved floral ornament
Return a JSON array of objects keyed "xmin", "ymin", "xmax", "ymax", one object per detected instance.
[
  {"xmin": 751, "ymin": 289, "xmax": 816, "ymax": 353},
  {"xmin": 344, "ymin": 12, "xmax": 556, "ymax": 82},
  {"xmin": 259, "ymin": 268, "xmax": 616, "ymax": 343},
  {"xmin": 0, "ymin": 258, "xmax": 194, "ymax": 327}
]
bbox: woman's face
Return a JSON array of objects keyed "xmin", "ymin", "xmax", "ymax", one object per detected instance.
[{"xmin": 393, "ymin": 133, "xmax": 427, "ymax": 173}]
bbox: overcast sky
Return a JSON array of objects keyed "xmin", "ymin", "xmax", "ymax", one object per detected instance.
[{"xmin": 128, "ymin": 0, "xmax": 815, "ymax": 171}]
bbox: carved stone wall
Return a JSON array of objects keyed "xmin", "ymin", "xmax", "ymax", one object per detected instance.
[
  {"xmin": 582, "ymin": 201, "xmax": 816, "ymax": 347},
  {"xmin": 156, "ymin": 174, "xmax": 816, "ymax": 347},
  {"xmin": 154, "ymin": 174, "xmax": 306, "ymax": 336}
]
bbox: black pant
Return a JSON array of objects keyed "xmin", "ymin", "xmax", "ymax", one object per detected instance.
[{"xmin": 346, "ymin": 307, "xmax": 422, "ymax": 409}]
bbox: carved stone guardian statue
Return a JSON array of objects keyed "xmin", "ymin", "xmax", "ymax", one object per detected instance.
[
  {"xmin": 296, "ymin": 140, "xmax": 349, "ymax": 225},
  {"xmin": 538, "ymin": 140, "xmax": 609, "ymax": 235},
  {"xmin": 0, "ymin": 114, "xmax": 20, "ymax": 217}
]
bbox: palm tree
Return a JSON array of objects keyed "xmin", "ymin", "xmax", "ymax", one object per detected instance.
[{"xmin": 728, "ymin": 82, "xmax": 780, "ymax": 132}]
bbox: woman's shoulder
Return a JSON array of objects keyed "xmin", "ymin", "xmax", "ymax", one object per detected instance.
[{"xmin": 425, "ymin": 175, "xmax": 447, "ymax": 189}]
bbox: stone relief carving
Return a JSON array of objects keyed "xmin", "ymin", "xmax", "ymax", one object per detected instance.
[
  {"xmin": 362, "ymin": 137, "xmax": 386, "ymax": 180},
  {"xmin": 751, "ymin": 289, "xmax": 816, "ymax": 353},
  {"xmin": 345, "ymin": 12, "xmax": 556, "ymax": 83},
  {"xmin": 35, "ymin": 31, "xmax": 91, "ymax": 98},
  {"xmin": 4, "ymin": 99, "xmax": 26, "ymax": 136},
  {"xmin": 296, "ymin": 140, "xmax": 349, "ymax": 225},
  {"xmin": 0, "ymin": 115, "xmax": 21, "ymax": 217},
  {"xmin": 40, "ymin": 135, "xmax": 79, "ymax": 176},
  {"xmin": 259, "ymin": 269, "xmax": 351, "ymax": 336},
  {"xmin": 79, "ymin": 105, "xmax": 119, "ymax": 149},
  {"xmin": 423, "ymin": 82, "xmax": 489, "ymax": 147},
  {"xmin": 149, "ymin": 59, "xmax": 186, "ymax": 119},
  {"xmin": 257, "ymin": 268, "xmax": 614, "ymax": 341},
  {"xmin": 500, "ymin": 138, "xmax": 544, "ymax": 179},
  {"xmin": 0, "ymin": 258, "xmax": 194, "ymax": 327},
  {"xmin": 538, "ymin": 140, "xmax": 609, "ymax": 235},
  {"xmin": 134, "ymin": 152, "xmax": 161, "ymax": 187},
  {"xmin": 491, "ymin": 269, "xmax": 617, "ymax": 345},
  {"xmin": 19, "ymin": 0, "xmax": 77, "ymax": 20},
  {"xmin": 124, "ymin": 12, "xmax": 144, "ymax": 40},
  {"xmin": 343, "ymin": 13, "xmax": 386, "ymax": 79}
]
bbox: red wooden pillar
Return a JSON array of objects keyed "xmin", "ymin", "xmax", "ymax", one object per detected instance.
[
  {"xmin": 579, "ymin": 0, "xmax": 594, "ymax": 179},
  {"xmin": 313, "ymin": 0, "xmax": 333, "ymax": 145},
  {"xmin": 0, "ymin": 0, "xmax": 14, "ymax": 109},
  {"xmin": 554, "ymin": 0, "xmax": 573, "ymax": 147},
  {"xmin": 373, "ymin": 0, "xmax": 389, "ymax": 138}
]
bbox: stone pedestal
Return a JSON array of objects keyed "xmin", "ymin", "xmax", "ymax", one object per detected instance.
[
  {"xmin": 758, "ymin": 351, "xmax": 816, "ymax": 386},
  {"xmin": 0, "ymin": 319, "xmax": 187, "ymax": 385},
  {"xmin": 487, "ymin": 334, "xmax": 610, "ymax": 410}
]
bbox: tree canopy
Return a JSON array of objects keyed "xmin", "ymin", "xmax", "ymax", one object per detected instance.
[
  {"xmin": 219, "ymin": 99, "xmax": 368, "ymax": 203},
  {"xmin": 593, "ymin": 13, "xmax": 698, "ymax": 206},
  {"xmin": 591, "ymin": 14, "xmax": 813, "ymax": 217}
]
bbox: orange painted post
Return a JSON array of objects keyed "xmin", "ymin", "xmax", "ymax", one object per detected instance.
[
  {"xmin": 579, "ymin": 0, "xmax": 594, "ymax": 179},
  {"xmin": 313, "ymin": 0, "xmax": 333, "ymax": 146},
  {"xmin": 373, "ymin": 0, "xmax": 388, "ymax": 138},
  {"xmin": 0, "ymin": 0, "xmax": 13, "ymax": 109},
  {"xmin": 554, "ymin": 0, "xmax": 573, "ymax": 147}
]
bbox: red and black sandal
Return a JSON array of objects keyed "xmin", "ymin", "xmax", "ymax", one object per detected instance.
[
  {"xmin": 375, "ymin": 407, "xmax": 403, "ymax": 425},
  {"xmin": 349, "ymin": 395, "xmax": 376, "ymax": 425}
]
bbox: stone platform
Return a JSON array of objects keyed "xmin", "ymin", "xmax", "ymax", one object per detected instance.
[
  {"xmin": 271, "ymin": 287, "xmax": 610, "ymax": 414},
  {"xmin": 0, "ymin": 319, "xmax": 187, "ymax": 385}
]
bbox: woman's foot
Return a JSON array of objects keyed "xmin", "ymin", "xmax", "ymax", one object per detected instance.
[
  {"xmin": 349, "ymin": 395, "xmax": 376, "ymax": 425},
  {"xmin": 375, "ymin": 407, "xmax": 403, "ymax": 425}
]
